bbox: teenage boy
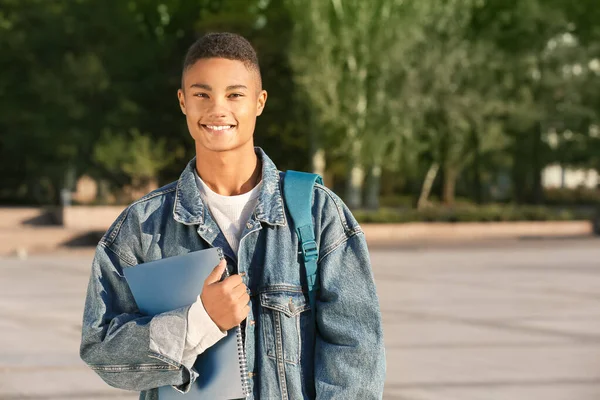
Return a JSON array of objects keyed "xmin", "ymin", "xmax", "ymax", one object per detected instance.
[{"xmin": 80, "ymin": 32, "xmax": 385, "ymax": 399}]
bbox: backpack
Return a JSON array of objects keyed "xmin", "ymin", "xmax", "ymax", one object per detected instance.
[{"xmin": 282, "ymin": 170, "xmax": 323, "ymax": 321}]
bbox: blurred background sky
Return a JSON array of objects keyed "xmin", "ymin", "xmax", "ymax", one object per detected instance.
[{"xmin": 1, "ymin": 0, "xmax": 600, "ymax": 223}]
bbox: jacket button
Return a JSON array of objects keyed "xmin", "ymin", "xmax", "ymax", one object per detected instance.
[{"xmin": 246, "ymin": 222, "xmax": 253, "ymax": 229}]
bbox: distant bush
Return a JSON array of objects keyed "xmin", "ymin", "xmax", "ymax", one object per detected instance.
[
  {"xmin": 379, "ymin": 195, "xmax": 415, "ymax": 208},
  {"xmin": 354, "ymin": 205, "xmax": 590, "ymax": 224},
  {"xmin": 544, "ymin": 188, "xmax": 600, "ymax": 205}
]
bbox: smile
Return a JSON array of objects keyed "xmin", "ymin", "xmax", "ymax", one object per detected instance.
[{"xmin": 202, "ymin": 124, "xmax": 236, "ymax": 132}]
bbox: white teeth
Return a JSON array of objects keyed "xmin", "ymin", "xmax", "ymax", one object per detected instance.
[{"xmin": 206, "ymin": 125, "xmax": 233, "ymax": 131}]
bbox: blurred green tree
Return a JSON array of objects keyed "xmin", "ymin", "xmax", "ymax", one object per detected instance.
[{"xmin": 2, "ymin": 0, "xmax": 600, "ymax": 209}]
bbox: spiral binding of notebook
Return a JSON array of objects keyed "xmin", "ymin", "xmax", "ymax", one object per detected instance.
[
  {"xmin": 236, "ymin": 325, "xmax": 250, "ymax": 397},
  {"xmin": 217, "ymin": 246, "xmax": 250, "ymax": 397}
]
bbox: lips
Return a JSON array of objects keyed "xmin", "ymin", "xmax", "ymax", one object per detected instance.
[{"xmin": 201, "ymin": 124, "xmax": 236, "ymax": 133}]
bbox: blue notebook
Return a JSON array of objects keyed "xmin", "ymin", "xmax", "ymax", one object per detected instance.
[{"xmin": 123, "ymin": 247, "xmax": 249, "ymax": 399}]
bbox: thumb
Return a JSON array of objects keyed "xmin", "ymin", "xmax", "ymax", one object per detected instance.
[{"xmin": 204, "ymin": 259, "xmax": 227, "ymax": 286}]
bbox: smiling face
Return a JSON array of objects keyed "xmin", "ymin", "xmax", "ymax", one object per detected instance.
[{"xmin": 177, "ymin": 57, "xmax": 267, "ymax": 154}]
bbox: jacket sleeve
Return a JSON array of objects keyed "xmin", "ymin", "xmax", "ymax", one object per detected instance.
[
  {"xmin": 80, "ymin": 242, "xmax": 198, "ymax": 393},
  {"xmin": 314, "ymin": 230, "xmax": 386, "ymax": 399}
]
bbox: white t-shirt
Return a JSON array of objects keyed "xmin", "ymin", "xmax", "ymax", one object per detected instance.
[
  {"xmin": 195, "ymin": 172, "xmax": 262, "ymax": 254},
  {"xmin": 180, "ymin": 172, "xmax": 262, "ymax": 368}
]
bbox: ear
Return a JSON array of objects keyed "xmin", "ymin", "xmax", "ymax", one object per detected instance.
[
  {"xmin": 177, "ymin": 89, "xmax": 186, "ymax": 115},
  {"xmin": 256, "ymin": 90, "xmax": 268, "ymax": 117}
]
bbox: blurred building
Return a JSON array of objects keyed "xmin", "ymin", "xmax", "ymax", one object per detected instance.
[{"xmin": 543, "ymin": 164, "xmax": 600, "ymax": 188}]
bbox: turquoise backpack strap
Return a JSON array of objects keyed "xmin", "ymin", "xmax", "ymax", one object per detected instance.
[{"xmin": 282, "ymin": 170, "xmax": 323, "ymax": 319}]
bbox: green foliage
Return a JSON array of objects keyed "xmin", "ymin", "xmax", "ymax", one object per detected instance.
[
  {"xmin": 93, "ymin": 129, "xmax": 177, "ymax": 187},
  {"xmin": 379, "ymin": 195, "xmax": 416, "ymax": 209},
  {"xmin": 354, "ymin": 204, "xmax": 589, "ymax": 224},
  {"xmin": 0, "ymin": 0, "xmax": 308, "ymax": 204},
  {"xmin": 544, "ymin": 188, "xmax": 600, "ymax": 205},
  {"xmin": 2, "ymin": 0, "xmax": 600, "ymax": 211}
]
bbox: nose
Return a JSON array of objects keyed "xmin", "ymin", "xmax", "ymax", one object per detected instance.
[{"xmin": 206, "ymin": 96, "xmax": 229, "ymax": 118}]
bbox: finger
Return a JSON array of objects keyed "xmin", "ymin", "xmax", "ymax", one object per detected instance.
[
  {"xmin": 204, "ymin": 259, "xmax": 227, "ymax": 286},
  {"xmin": 231, "ymin": 283, "xmax": 248, "ymax": 299},
  {"xmin": 240, "ymin": 304, "xmax": 251, "ymax": 317},
  {"xmin": 237, "ymin": 293, "xmax": 250, "ymax": 307},
  {"xmin": 222, "ymin": 274, "xmax": 243, "ymax": 290},
  {"xmin": 235, "ymin": 304, "xmax": 251, "ymax": 323}
]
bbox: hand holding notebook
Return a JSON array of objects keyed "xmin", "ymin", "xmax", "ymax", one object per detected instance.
[{"xmin": 201, "ymin": 259, "xmax": 251, "ymax": 332}]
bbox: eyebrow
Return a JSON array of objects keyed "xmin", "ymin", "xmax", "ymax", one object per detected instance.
[
  {"xmin": 190, "ymin": 83, "xmax": 212, "ymax": 90},
  {"xmin": 189, "ymin": 83, "xmax": 249, "ymax": 91},
  {"xmin": 226, "ymin": 84, "xmax": 248, "ymax": 91}
]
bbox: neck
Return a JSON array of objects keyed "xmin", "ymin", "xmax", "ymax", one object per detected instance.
[{"xmin": 195, "ymin": 144, "xmax": 261, "ymax": 196}]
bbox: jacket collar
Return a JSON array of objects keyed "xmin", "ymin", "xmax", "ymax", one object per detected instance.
[{"xmin": 173, "ymin": 147, "xmax": 287, "ymax": 227}]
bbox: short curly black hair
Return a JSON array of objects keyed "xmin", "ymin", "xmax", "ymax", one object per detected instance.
[{"xmin": 181, "ymin": 32, "xmax": 262, "ymax": 89}]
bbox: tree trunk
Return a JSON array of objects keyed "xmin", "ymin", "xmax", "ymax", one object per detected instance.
[
  {"xmin": 309, "ymin": 122, "xmax": 326, "ymax": 177},
  {"xmin": 417, "ymin": 162, "xmax": 439, "ymax": 210},
  {"xmin": 511, "ymin": 131, "xmax": 527, "ymax": 204},
  {"xmin": 443, "ymin": 164, "xmax": 458, "ymax": 206},
  {"xmin": 345, "ymin": 140, "xmax": 364, "ymax": 209},
  {"xmin": 531, "ymin": 121, "xmax": 543, "ymax": 204},
  {"xmin": 365, "ymin": 164, "xmax": 382, "ymax": 210},
  {"xmin": 473, "ymin": 160, "xmax": 483, "ymax": 204},
  {"xmin": 471, "ymin": 128, "xmax": 483, "ymax": 204},
  {"xmin": 311, "ymin": 148, "xmax": 326, "ymax": 177}
]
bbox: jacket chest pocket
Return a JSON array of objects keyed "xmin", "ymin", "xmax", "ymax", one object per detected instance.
[{"xmin": 260, "ymin": 290, "xmax": 311, "ymax": 365}]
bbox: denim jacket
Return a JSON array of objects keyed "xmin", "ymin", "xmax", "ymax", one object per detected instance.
[{"xmin": 80, "ymin": 148, "xmax": 386, "ymax": 399}]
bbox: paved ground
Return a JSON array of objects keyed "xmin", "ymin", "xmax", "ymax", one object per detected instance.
[{"xmin": 1, "ymin": 238, "xmax": 599, "ymax": 399}]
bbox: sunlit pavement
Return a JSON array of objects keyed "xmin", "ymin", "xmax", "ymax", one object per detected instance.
[
  {"xmin": 377, "ymin": 238, "xmax": 600, "ymax": 400},
  {"xmin": 1, "ymin": 238, "xmax": 599, "ymax": 400}
]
